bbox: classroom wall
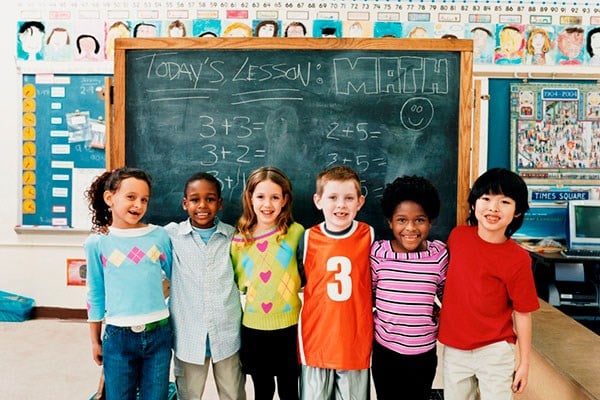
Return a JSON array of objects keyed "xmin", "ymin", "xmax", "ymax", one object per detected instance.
[
  {"xmin": 1, "ymin": 7, "xmax": 89, "ymax": 309},
  {"xmin": 5, "ymin": 2, "xmax": 600, "ymax": 310}
]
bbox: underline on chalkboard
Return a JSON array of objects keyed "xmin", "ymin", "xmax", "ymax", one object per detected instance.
[
  {"xmin": 231, "ymin": 97, "xmax": 303, "ymax": 105},
  {"xmin": 151, "ymin": 96, "xmax": 210, "ymax": 102},
  {"xmin": 146, "ymin": 88, "xmax": 218, "ymax": 92},
  {"xmin": 233, "ymin": 88, "xmax": 301, "ymax": 96}
]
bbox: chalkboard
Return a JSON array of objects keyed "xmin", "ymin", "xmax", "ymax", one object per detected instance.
[{"xmin": 112, "ymin": 38, "xmax": 473, "ymax": 240}]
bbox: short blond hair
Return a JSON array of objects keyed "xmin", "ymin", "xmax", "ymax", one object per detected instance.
[{"xmin": 315, "ymin": 165, "xmax": 362, "ymax": 197}]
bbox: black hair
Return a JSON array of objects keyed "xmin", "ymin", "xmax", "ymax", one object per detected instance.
[
  {"xmin": 134, "ymin": 22, "xmax": 156, "ymax": 37},
  {"xmin": 183, "ymin": 172, "xmax": 221, "ymax": 198},
  {"xmin": 19, "ymin": 21, "xmax": 45, "ymax": 34},
  {"xmin": 586, "ymin": 27, "xmax": 600, "ymax": 57},
  {"xmin": 467, "ymin": 168, "xmax": 529, "ymax": 238},
  {"xmin": 76, "ymin": 34, "xmax": 100, "ymax": 54},
  {"xmin": 321, "ymin": 27, "xmax": 337, "ymax": 36},
  {"xmin": 381, "ymin": 175, "xmax": 440, "ymax": 221},
  {"xmin": 85, "ymin": 167, "xmax": 153, "ymax": 231}
]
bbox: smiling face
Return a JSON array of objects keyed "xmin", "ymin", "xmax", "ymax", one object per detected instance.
[
  {"xmin": 251, "ymin": 179, "xmax": 287, "ymax": 232},
  {"xmin": 314, "ymin": 179, "xmax": 365, "ymax": 232},
  {"xmin": 400, "ymin": 97, "xmax": 434, "ymax": 131},
  {"xmin": 183, "ymin": 179, "xmax": 222, "ymax": 229},
  {"xmin": 474, "ymin": 193, "xmax": 518, "ymax": 243},
  {"xmin": 388, "ymin": 200, "xmax": 431, "ymax": 253},
  {"xmin": 103, "ymin": 177, "xmax": 150, "ymax": 229},
  {"xmin": 558, "ymin": 28, "xmax": 584, "ymax": 58}
]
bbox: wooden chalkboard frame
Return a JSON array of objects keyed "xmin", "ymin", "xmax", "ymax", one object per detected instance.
[{"xmin": 112, "ymin": 37, "xmax": 473, "ymax": 225}]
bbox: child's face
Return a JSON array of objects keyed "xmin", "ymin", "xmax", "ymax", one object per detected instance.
[
  {"xmin": 388, "ymin": 201, "xmax": 431, "ymax": 253},
  {"xmin": 473, "ymin": 192, "xmax": 518, "ymax": 242},
  {"xmin": 314, "ymin": 180, "xmax": 364, "ymax": 232},
  {"xmin": 251, "ymin": 179, "xmax": 286, "ymax": 231},
  {"xmin": 103, "ymin": 177, "xmax": 150, "ymax": 229},
  {"xmin": 183, "ymin": 179, "xmax": 222, "ymax": 229}
]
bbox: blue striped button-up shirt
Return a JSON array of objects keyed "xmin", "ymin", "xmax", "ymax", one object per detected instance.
[{"xmin": 166, "ymin": 219, "xmax": 242, "ymax": 364}]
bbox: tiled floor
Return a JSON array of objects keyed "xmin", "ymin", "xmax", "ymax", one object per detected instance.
[{"xmin": 0, "ymin": 319, "xmax": 444, "ymax": 399}]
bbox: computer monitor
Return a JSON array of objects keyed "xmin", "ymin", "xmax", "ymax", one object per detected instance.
[
  {"xmin": 566, "ymin": 200, "xmax": 600, "ymax": 249},
  {"xmin": 513, "ymin": 205, "xmax": 567, "ymax": 240}
]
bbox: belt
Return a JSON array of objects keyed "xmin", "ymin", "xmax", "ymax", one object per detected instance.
[{"xmin": 129, "ymin": 317, "xmax": 169, "ymax": 333}]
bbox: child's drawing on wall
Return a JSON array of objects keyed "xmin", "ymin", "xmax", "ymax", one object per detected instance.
[
  {"xmin": 223, "ymin": 21, "xmax": 252, "ymax": 37},
  {"xmin": 468, "ymin": 25, "xmax": 494, "ymax": 64},
  {"xmin": 76, "ymin": 34, "xmax": 101, "ymax": 61},
  {"xmin": 343, "ymin": 21, "xmax": 371, "ymax": 38},
  {"xmin": 44, "ymin": 24, "xmax": 72, "ymax": 61},
  {"xmin": 104, "ymin": 21, "xmax": 130, "ymax": 60},
  {"xmin": 17, "ymin": 21, "xmax": 45, "ymax": 60},
  {"xmin": 313, "ymin": 19, "xmax": 342, "ymax": 38},
  {"xmin": 284, "ymin": 21, "xmax": 307, "ymax": 37},
  {"xmin": 192, "ymin": 19, "xmax": 221, "ymax": 37},
  {"xmin": 434, "ymin": 23, "xmax": 464, "ymax": 39},
  {"xmin": 373, "ymin": 21, "xmax": 402, "ymax": 38},
  {"xmin": 253, "ymin": 20, "xmax": 280, "ymax": 37},
  {"xmin": 166, "ymin": 20, "xmax": 189, "ymax": 37},
  {"xmin": 407, "ymin": 25, "xmax": 429, "ymax": 38},
  {"xmin": 586, "ymin": 27, "xmax": 600, "ymax": 65},
  {"xmin": 556, "ymin": 26, "xmax": 585, "ymax": 65},
  {"xmin": 133, "ymin": 21, "xmax": 159, "ymax": 38},
  {"xmin": 494, "ymin": 25, "xmax": 525, "ymax": 64},
  {"xmin": 525, "ymin": 27, "xmax": 554, "ymax": 65}
]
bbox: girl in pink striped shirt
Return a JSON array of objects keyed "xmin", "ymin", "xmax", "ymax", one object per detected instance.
[{"xmin": 370, "ymin": 175, "xmax": 449, "ymax": 400}]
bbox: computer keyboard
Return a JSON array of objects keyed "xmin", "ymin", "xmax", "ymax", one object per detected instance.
[{"xmin": 561, "ymin": 249, "xmax": 600, "ymax": 259}]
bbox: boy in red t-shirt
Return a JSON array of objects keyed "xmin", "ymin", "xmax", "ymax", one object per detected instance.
[{"xmin": 439, "ymin": 168, "xmax": 539, "ymax": 399}]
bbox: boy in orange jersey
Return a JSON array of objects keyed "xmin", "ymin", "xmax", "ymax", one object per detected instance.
[{"xmin": 298, "ymin": 165, "xmax": 374, "ymax": 400}]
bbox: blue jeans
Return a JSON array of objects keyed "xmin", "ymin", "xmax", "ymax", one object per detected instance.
[{"xmin": 103, "ymin": 321, "xmax": 173, "ymax": 400}]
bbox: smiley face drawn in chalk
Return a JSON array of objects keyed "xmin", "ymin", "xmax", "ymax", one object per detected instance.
[{"xmin": 400, "ymin": 97, "xmax": 434, "ymax": 131}]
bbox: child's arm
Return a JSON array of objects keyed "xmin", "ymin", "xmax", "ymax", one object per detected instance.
[
  {"xmin": 89, "ymin": 321, "xmax": 103, "ymax": 366},
  {"xmin": 512, "ymin": 310, "xmax": 532, "ymax": 393}
]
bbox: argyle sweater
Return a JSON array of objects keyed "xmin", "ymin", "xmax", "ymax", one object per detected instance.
[
  {"xmin": 231, "ymin": 222, "xmax": 304, "ymax": 330},
  {"xmin": 85, "ymin": 224, "xmax": 172, "ymax": 326}
]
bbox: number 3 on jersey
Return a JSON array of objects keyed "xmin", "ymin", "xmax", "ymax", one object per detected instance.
[{"xmin": 327, "ymin": 256, "xmax": 352, "ymax": 301}]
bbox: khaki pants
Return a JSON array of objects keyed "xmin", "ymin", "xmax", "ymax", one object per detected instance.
[
  {"xmin": 443, "ymin": 341, "xmax": 515, "ymax": 400},
  {"xmin": 174, "ymin": 353, "xmax": 246, "ymax": 400}
]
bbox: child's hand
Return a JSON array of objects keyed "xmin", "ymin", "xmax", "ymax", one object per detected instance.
[
  {"xmin": 512, "ymin": 368, "xmax": 527, "ymax": 393},
  {"xmin": 162, "ymin": 278, "xmax": 170, "ymax": 299},
  {"xmin": 92, "ymin": 342, "xmax": 103, "ymax": 366}
]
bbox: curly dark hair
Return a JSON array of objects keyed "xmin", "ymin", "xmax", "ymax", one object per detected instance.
[
  {"xmin": 381, "ymin": 175, "xmax": 441, "ymax": 221},
  {"xmin": 85, "ymin": 167, "xmax": 153, "ymax": 231}
]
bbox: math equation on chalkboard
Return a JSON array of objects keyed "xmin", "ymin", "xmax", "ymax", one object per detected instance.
[{"xmin": 120, "ymin": 45, "xmax": 463, "ymax": 240}]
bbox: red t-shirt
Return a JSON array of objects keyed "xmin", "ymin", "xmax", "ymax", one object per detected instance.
[{"xmin": 438, "ymin": 225, "xmax": 539, "ymax": 350}]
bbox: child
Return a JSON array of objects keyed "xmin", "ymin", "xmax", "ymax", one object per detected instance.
[
  {"xmin": 84, "ymin": 167, "xmax": 173, "ymax": 400},
  {"xmin": 438, "ymin": 168, "xmax": 540, "ymax": 399},
  {"xmin": 370, "ymin": 175, "xmax": 448, "ymax": 400},
  {"xmin": 165, "ymin": 172, "xmax": 246, "ymax": 400},
  {"xmin": 298, "ymin": 165, "xmax": 374, "ymax": 400},
  {"xmin": 230, "ymin": 166, "xmax": 304, "ymax": 400}
]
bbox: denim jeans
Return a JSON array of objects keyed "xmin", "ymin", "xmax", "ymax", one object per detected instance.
[{"xmin": 103, "ymin": 321, "xmax": 173, "ymax": 400}]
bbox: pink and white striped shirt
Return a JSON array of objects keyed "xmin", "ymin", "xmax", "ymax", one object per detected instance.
[{"xmin": 370, "ymin": 239, "xmax": 448, "ymax": 355}]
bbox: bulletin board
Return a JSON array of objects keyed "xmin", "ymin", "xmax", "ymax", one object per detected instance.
[
  {"xmin": 19, "ymin": 74, "xmax": 108, "ymax": 230},
  {"xmin": 510, "ymin": 82, "xmax": 600, "ymax": 185}
]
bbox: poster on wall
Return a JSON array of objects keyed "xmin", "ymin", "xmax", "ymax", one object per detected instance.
[{"xmin": 510, "ymin": 82, "xmax": 600, "ymax": 185}]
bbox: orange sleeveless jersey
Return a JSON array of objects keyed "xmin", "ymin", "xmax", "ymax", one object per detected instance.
[{"xmin": 299, "ymin": 221, "xmax": 374, "ymax": 370}]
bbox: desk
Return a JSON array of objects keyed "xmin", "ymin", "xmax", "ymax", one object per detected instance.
[{"xmin": 528, "ymin": 251, "xmax": 600, "ymax": 334}]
